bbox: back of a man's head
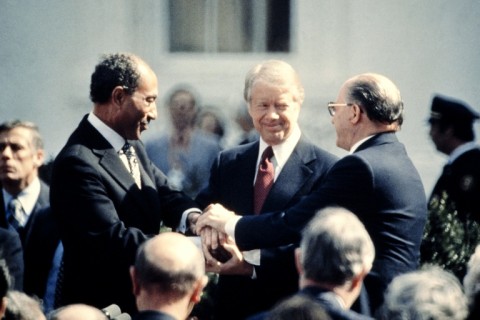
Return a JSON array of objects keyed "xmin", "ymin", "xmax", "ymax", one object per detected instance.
[
  {"xmin": 346, "ymin": 73, "xmax": 404, "ymax": 127},
  {"xmin": 48, "ymin": 304, "xmax": 107, "ymax": 320},
  {"xmin": 377, "ymin": 265, "xmax": 468, "ymax": 320},
  {"xmin": 0, "ymin": 259, "xmax": 11, "ymax": 318},
  {"xmin": 300, "ymin": 206, "xmax": 375, "ymax": 286},
  {"xmin": 4, "ymin": 290, "xmax": 46, "ymax": 320},
  {"xmin": 131, "ymin": 232, "xmax": 207, "ymax": 318},
  {"xmin": 266, "ymin": 294, "xmax": 331, "ymax": 320}
]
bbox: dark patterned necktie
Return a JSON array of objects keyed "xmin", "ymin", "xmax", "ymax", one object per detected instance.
[
  {"xmin": 121, "ymin": 142, "xmax": 141, "ymax": 187},
  {"xmin": 7, "ymin": 198, "xmax": 25, "ymax": 230},
  {"xmin": 253, "ymin": 146, "xmax": 274, "ymax": 214}
]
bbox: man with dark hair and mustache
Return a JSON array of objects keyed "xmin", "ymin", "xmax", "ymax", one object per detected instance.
[{"xmin": 50, "ymin": 53, "xmax": 201, "ymax": 315}]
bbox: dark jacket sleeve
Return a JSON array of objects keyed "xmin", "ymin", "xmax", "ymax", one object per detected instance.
[{"xmin": 0, "ymin": 228, "xmax": 24, "ymax": 290}]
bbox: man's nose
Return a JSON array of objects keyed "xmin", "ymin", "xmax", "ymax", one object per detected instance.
[
  {"xmin": 0, "ymin": 145, "xmax": 12, "ymax": 158},
  {"xmin": 148, "ymin": 104, "xmax": 158, "ymax": 120},
  {"xmin": 265, "ymin": 105, "xmax": 280, "ymax": 119}
]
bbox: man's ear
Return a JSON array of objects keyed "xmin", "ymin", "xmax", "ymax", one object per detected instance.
[
  {"xmin": 191, "ymin": 275, "xmax": 208, "ymax": 304},
  {"xmin": 33, "ymin": 148, "xmax": 45, "ymax": 168},
  {"xmin": 295, "ymin": 248, "xmax": 304, "ymax": 276},
  {"xmin": 349, "ymin": 266, "xmax": 369, "ymax": 292},
  {"xmin": 0, "ymin": 296, "xmax": 7, "ymax": 318},
  {"xmin": 351, "ymin": 104, "xmax": 363, "ymax": 124},
  {"xmin": 112, "ymin": 86, "xmax": 127, "ymax": 106},
  {"xmin": 130, "ymin": 266, "xmax": 140, "ymax": 295}
]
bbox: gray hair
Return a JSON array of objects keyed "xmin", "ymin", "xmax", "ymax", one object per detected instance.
[
  {"xmin": 0, "ymin": 120, "xmax": 44, "ymax": 150},
  {"xmin": 243, "ymin": 60, "xmax": 304, "ymax": 104},
  {"xmin": 0, "ymin": 259, "xmax": 11, "ymax": 299},
  {"xmin": 464, "ymin": 245, "xmax": 480, "ymax": 311},
  {"xmin": 378, "ymin": 265, "xmax": 468, "ymax": 320},
  {"xmin": 300, "ymin": 207, "xmax": 375, "ymax": 285},
  {"xmin": 346, "ymin": 73, "xmax": 404, "ymax": 126},
  {"xmin": 5, "ymin": 290, "xmax": 46, "ymax": 320}
]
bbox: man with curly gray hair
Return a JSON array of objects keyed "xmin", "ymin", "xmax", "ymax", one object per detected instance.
[{"xmin": 377, "ymin": 265, "xmax": 468, "ymax": 320}]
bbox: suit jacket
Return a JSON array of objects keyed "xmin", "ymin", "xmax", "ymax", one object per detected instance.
[
  {"xmin": 235, "ymin": 132, "xmax": 427, "ymax": 314},
  {"xmin": 0, "ymin": 227, "xmax": 24, "ymax": 290},
  {"xmin": 132, "ymin": 310, "xmax": 176, "ymax": 320},
  {"xmin": 248, "ymin": 287, "xmax": 374, "ymax": 320},
  {"xmin": 430, "ymin": 147, "xmax": 480, "ymax": 217},
  {"xmin": 196, "ymin": 137, "xmax": 338, "ymax": 320},
  {"xmin": 50, "ymin": 115, "xmax": 199, "ymax": 314},
  {"xmin": 421, "ymin": 147, "xmax": 480, "ymax": 279},
  {"xmin": 0, "ymin": 181, "xmax": 60, "ymax": 298}
]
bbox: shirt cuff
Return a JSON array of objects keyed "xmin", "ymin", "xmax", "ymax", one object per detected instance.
[
  {"xmin": 177, "ymin": 208, "xmax": 202, "ymax": 233},
  {"xmin": 225, "ymin": 215, "xmax": 241, "ymax": 239},
  {"xmin": 243, "ymin": 249, "xmax": 260, "ymax": 266}
]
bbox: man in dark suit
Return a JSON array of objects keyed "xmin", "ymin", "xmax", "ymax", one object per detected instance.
[
  {"xmin": 194, "ymin": 60, "xmax": 337, "ymax": 319},
  {"xmin": 50, "ymin": 53, "xmax": 201, "ymax": 314},
  {"xmin": 130, "ymin": 232, "xmax": 207, "ymax": 320},
  {"xmin": 421, "ymin": 95, "xmax": 480, "ymax": 280},
  {"xmin": 198, "ymin": 73, "xmax": 427, "ymax": 315},
  {"xmin": 0, "ymin": 227, "xmax": 24, "ymax": 291},
  {"xmin": 0, "ymin": 120, "xmax": 61, "ymax": 310},
  {"xmin": 249, "ymin": 207, "xmax": 375, "ymax": 320}
]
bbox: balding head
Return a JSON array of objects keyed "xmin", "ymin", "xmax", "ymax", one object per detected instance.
[
  {"xmin": 343, "ymin": 73, "xmax": 403, "ymax": 127},
  {"xmin": 49, "ymin": 304, "xmax": 107, "ymax": 320},
  {"xmin": 132, "ymin": 232, "xmax": 205, "ymax": 300}
]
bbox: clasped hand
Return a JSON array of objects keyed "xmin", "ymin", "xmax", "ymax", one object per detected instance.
[{"xmin": 195, "ymin": 204, "xmax": 252, "ymax": 275}]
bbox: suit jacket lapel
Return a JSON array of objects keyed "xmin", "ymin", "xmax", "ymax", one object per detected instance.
[
  {"xmin": 81, "ymin": 118, "xmax": 156, "ymax": 215},
  {"xmin": 229, "ymin": 142, "xmax": 258, "ymax": 215},
  {"xmin": 262, "ymin": 138, "xmax": 316, "ymax": 213}
]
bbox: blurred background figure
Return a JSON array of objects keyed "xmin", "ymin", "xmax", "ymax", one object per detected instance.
[
  {"xmin": 196, "ymin": 106, "xmax": 227, "ymax": 149},
  {"xmin": 234, "ymin": 102, "xmax": 258, "ymax": 145},
  {"xmin": 129, "ymin": 232, "xmax": 208, "ymax": 320},
  {"xmin": 4, "ymin": 290, "xmax": 46, "ymax": 320},
  {"xmin": 463, "ymin": 245, "xmax": 480, "ymax": 320},
  {"xmin": 146, "ymin": 86, "xmax": 221, "ymax": 197},
  {"xmin": 421, "ymin": 95, "xmax": 480, "ymax": 280},
  {"xmin": 376, "ymin": 265, "xmax": 468, "ymax": 320}
]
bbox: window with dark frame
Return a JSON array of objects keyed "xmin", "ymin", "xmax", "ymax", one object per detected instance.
[{"xmin": 169, "ymin": 0, "xmax": 291, "ymax": 53}]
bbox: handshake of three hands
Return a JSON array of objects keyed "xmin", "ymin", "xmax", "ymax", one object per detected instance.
[{"xmin": 188, "ymin": 203, "xmax": 254, "ymax": 277}]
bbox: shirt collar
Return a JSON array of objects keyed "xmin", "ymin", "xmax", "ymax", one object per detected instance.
[
  {"xmin": 3, "ymin": 177, "xmax": 41, "ymax": 216},
  {"xmin": 258, "ymin": 125, "xmax": 302, "ymax": 171},
  {"xmin": 349, "ymin": 135, "xmax": 375, "ymax": 154},
  {"xmin": 448, "ymin": 141, "xmax": 479, "ymax": 164},
  {"xmin": 88, "ymin": 112, "xmax": 126, "ymax": 152}
]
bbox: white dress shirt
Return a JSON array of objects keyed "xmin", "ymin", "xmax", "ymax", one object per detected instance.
[{"xmin": 228, "ymin": 126, "xmax": 302, "ymax": 267}]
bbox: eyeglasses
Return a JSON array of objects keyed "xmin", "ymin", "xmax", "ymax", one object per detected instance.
[{"xmin": 327, "ymin": 102, "xmax": 353, "ymax": 116}]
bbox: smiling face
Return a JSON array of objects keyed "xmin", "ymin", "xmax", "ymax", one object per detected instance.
[
  {"xmin": 248, "ymin": 78, "xmax": 301, "ymax": 146},
  {"xmin": 115, "ymin": 63, "xmax": 158, "ymax": 140},
  {"xmin": 0, "ymin": 127, "xmax": 44, "ymax": 193}
]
